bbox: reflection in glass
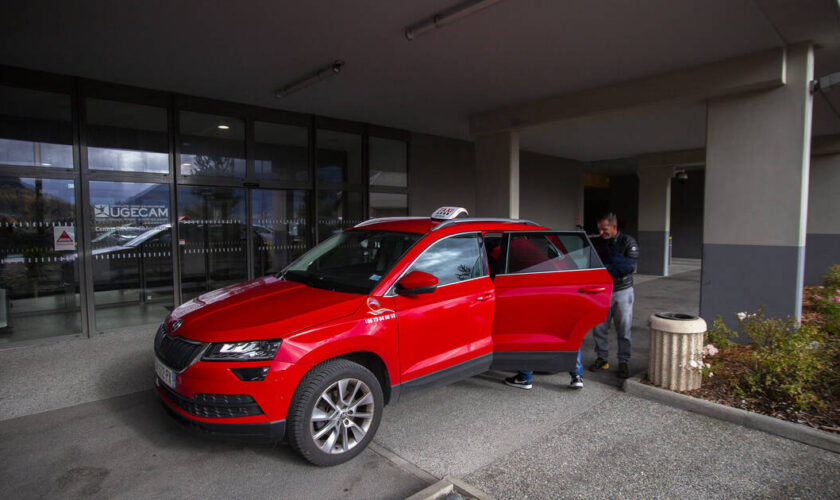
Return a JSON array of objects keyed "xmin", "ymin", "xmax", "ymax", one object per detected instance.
[
  {"xmin": 255, "ymin": 122, "xmax": 308, "ymax": 182},
  {"xmin": 179, "ymin": 111, "xmax": 245, "ymax": 177},
  {"xmin": 284, "ymin": 230, "xmax": 420, "ymax": 294},
  {"xmin": 177, "ymin": 186, "xmax": 248, "ymax": 301},
  {"xmin": 369, "ymin": 192, "xmax": 407, "ymax": 218},
  {"xmin": 89, "ymin": 181, "xmax": 173, "ymax": 331},
  {"xmin": 0, "ymin": 86, "xmax": 73, "ymax": 169},
  {"xmin": 507, "ymin": 234, "xmax": 587, "ymax": 274},
  {"xmin": 317, "ymin": 130, "xmax": 361, "ymax": 185},
  {"xmin": 369, "ymin": 137, "xmax": 407, "ymax": 188},
  {"xmin": 0, "ymin": 177, "xmax": 80, "ymax": 342},
  {"xmin": 318, "ymin": 190, "xmax": 363, "ymax": 242},
  {"xmin": 86, "ymin": 99, "xmax": 169, "ymax": 173},
  {"xmin": 407, "ymin": 234, "xmax": 485, "ymax": 286},
  {"xmin": 251, "ymin": 189, "xmax": 309, "ymax": 276}
]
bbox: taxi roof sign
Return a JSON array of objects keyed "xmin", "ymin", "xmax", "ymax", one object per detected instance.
[{"xmin": 430, "ymin": 206, "xmax": 469, "ymax": 221}]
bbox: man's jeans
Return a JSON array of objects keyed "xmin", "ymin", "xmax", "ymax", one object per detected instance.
[
  {"xmin": 593, "ymin": 287, "xmax": 634, "ymax": 364},
  {"xmin": 517, "ymin": 350, "xmax": 582, "ymax": 382}
]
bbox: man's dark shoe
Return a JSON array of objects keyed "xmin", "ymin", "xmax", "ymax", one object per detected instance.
[
  {"xmin": 618, "ymin": 362, "xmax": 630, "ymax": 379},
  {"xmin": 588, "ymin": 357, "xmax": 609, "ymax": 372},
  {"xmin": 569, "ymin": 374, "xmax": 583, "ymax": 389},
  {"xmin": 504, "ymin": 374, "xmax": 532, "ymax": 389}
]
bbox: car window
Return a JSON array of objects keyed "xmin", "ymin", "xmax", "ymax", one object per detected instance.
[
  {"xmin": 506, "ymin": 233, "xmax": 596, "ymax": 274},
  {"xmin": 407, "ymin": 233, "xmax": 485, "ymax": 286}
]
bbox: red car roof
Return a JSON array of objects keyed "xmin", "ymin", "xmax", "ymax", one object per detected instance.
[{"xmin": 349, "ymin": 217, "xmax": 549, "ymax": 234}]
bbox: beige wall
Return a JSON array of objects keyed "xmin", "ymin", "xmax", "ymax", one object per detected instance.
[
  {"xmin": 519, "ymin": 151, "xmax": 583, "ymax": 230},
  {"xmin": 409, "ymin": 133, "xmax": 477, "ymax": 216}
]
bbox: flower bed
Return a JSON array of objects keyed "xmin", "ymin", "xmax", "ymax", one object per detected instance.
[{"xmin": 678, "ymin": 266, "xmax": 840, "ymax": 434}]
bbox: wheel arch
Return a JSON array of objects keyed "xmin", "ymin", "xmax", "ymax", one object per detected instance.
[{"xmin": 335, "ymin": 350, "xmax": 393, "ymax": 405}]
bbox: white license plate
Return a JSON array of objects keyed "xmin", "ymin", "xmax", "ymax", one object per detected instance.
[{"xmin": 155, "ymin": 357, "xmax": 177, "ymax": 390}]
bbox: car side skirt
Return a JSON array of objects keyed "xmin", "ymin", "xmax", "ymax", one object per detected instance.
[
  {"xmin": 391, "ymin": 352, "xmax": 493, "ymax": 402},
  {"xmin": 491, "ymin": 350, "xmax": 578, "ymax": 373}
]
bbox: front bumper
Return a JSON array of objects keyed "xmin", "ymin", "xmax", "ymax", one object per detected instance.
[{"xmin": 156, "ymin": 378, "xmax": 286, "ymax": 441}]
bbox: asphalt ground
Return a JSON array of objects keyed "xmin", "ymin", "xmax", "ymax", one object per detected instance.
[{"xmin": 2, "ymin": 265, "xmax": 839, "ymax": 499}]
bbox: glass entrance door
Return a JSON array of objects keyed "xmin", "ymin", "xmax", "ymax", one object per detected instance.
[{"xmin": 177, "ymin": 186, "xmax": 248, "ymax": 301}]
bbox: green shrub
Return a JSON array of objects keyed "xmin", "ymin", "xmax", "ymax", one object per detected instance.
[
  {"xmin": 821, "ymin": 264, "xmax": 840, "ymax": 291},
  {"xmin": 704, "ymin": 316, "xmax": 734, "ymax": 349},
  {"xmin": 817, "ymin": 265, "xmax": 840, "ymax": 335},
  {"xmin": 736, "ymin": 313, "xmax": 830, "ymax": 411}
]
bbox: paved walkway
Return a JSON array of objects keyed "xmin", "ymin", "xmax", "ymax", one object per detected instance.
[{"xmin": 2, "ymin": 266, "xmax": 839, "ymax": 499}]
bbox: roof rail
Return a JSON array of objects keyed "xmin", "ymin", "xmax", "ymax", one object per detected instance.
[
  {"xmin": 353, "ymin": 216, "xmax": 428, "ymax": 228},
  {"xmin": 431, "ymin": 218, "xmax": 541, "ymax": 231}
]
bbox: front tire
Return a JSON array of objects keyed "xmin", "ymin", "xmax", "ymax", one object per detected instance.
[{"xmin": 287, "ymin": 359, "xmax": 384, "ymax": 466}]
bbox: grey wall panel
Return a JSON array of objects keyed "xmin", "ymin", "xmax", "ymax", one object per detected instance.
[
  {"xmin": 520, "ymin": 151, "xmax": 583, "ymax": 230},
  {"xmin": 700, "ymin": 243, "xmax": 804, "ymax": 325},
  {"xmin": 804, "ymin": 233, "xmax": 840, "ymax": 285},
  {"xmin": 638, "ymin": 230, "xmax": 668, "ymax": 275},
  {"xmin": 409, "ymin": 133, "xmax": 476, "ymax": 216},
  {"xmin": 670, "ymin": 171, "xmax": 704, "ymax": 259}
]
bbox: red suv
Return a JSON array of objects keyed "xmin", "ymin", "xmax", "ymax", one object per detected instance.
[{"xmin": 154, "ymin": 207, "xmax": 612, "ymax": 465}]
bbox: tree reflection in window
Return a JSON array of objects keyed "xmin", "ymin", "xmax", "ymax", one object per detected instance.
[{"xmin": 407, "ymin": 234, "xmax": 485, "ymax": 286}]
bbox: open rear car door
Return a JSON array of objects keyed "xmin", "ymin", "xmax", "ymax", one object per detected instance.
[{"xmin": 489, "ymin": 231, "xmax": 613, "ymax": 372}]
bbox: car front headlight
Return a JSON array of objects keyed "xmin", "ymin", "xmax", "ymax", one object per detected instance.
[{"xmin": 202, "ymin": 339, "xmax": 282, "ymax": 361}]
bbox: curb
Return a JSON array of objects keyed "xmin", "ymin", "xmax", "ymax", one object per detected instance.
[
  {"xmin": 623, "ymin": 374, "xmax": 840, "ymax": 454},
  {"xmin": 404, "ymin": 476, "xmax": 496, "ymax": 500}
]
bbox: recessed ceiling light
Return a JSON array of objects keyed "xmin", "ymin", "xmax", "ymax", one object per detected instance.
[
  {"xmin": 217, "ymin": 124, "xmax": 230, "ymax": 130},
  {"xmin": 181, "ymin": 163, "xmax": 192, "ymax": 167},
  {"xmin": 41, "ymin": 162, "xmax": 52, "ymax": 166}
]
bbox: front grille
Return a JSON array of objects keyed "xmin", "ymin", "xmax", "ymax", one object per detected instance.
[
  {"xmin": 159, "ymin": 383, "xmax": 263, "ymax": 419},
  {"xmin": 154, "ymin": 323, "xmax": 204, "ymax": 371}
]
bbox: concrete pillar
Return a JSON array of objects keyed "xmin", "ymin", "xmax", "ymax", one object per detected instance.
[
  {"xmin": 701, "ymin": 44, "xmax": 813, "ymax": 324},
  {"xmin": 805, "ymin": 152, "xmax": 840, "ymax": 285},
  {"xmin": 475, "ymin": 131, "xmax": 519, "ymax": 218},
  {"xmin": 637, "ymin": 166, "xmax": 674, "ymax": 275}
]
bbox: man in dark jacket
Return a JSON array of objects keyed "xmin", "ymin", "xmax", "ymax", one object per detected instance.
[{"xmin": 589, "ymin": 213, "xmax": 639, "ymax": 379}]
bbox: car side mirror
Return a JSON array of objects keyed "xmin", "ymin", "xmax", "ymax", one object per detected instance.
[{"xmin": 396, "ymin": 270, "xmax": 438, "ymax": 296}]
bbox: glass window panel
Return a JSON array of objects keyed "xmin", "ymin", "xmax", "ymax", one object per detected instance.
[
  {"xmin": 506, "ymin": 234, "xmax": 585, "ymax": 274},
  {"xmin": 317, "ymin": 130, "xmax": 361, "ymax": 185},
  {"xmin": 369, "ymin": 137, "xmax": 407, "ymax": 188},
  {"xmin": 177, "ymin": 186, "xmax": 248, "ymax": 301},
  {"xmin": 86, "ymin": 99, "xmax": 169, "ymax": 173},
  {"xmin": 317, "ymin": 190, "xmax": 363, "ymax": 242},
  {"xmin": 179, "ymin": 111, "xmax": 245, "ymax": 177},
  {"xmin": 407, "ymin": 234, "xmax": 485, "ymax": 286},
  {"xmin": 369, "ymin": 192, "xmax": 407, "ymax": 218},
  {"xmin": 0, "ymin": 177, "xmax": 80, "ymax": 342},
  {"xmin": 89, "ymin": 181, "xmax": 173, "ymax": 331},
  {"xmin": 0, "ymin": 86, "xmax": 73, "ymax": 169},
  {"xmin": 251, "ymin": 189, "xmax": 309, "ymax": 276},
  {"xmin": 254, "ymin": 122, "xmax": 309, "ymax": 182}
]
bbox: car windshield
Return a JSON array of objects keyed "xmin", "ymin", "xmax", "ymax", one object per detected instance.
[{"xmin": 282, "ymin": 230, "xmax": 421, "ymax": 294}]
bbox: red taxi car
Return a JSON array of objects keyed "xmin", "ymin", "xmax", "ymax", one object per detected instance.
[{"xmin": 154, "ymin": 207, "xmax": 612, "ymax": 465}]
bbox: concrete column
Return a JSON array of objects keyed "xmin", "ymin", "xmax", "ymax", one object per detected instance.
[
  {"xmin": 805, "ymin": 152, "xmax": 840, "ymax": 285},
  {"xmin": 702, "ymin": 44, "xmax": 813, "ymax": 323},
  {"xmin": 637, "ymin": 166, "xmax": 674, "ymax": 275},
  {"xmin": 475, "ymin": 131, "xmax": 519, "ymax": 218}
]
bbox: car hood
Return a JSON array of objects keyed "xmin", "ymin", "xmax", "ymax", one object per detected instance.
[{"xmin": 169, "ymin": 276, "xmax": 366, "ymax": 343}]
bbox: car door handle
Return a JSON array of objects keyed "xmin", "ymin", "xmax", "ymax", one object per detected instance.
[
  {"xmin": 578, "ymin": 286, "xmax": 607, "ymax": 294},
  {"xmin": 476, "ymin": 293, "xmax": 494, "ymax": 302}
]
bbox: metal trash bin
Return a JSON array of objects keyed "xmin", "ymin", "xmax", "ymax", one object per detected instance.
[{"xmin": 648, "ymin": 312, "xmax": 707, "ymax": 391}]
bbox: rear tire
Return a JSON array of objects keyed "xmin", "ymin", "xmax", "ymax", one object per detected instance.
[{"xmin": 287, "ymin": 359, "xmax": 384, "ymax": 466}]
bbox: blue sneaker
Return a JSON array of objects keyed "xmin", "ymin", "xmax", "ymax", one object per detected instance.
[{"xmin": 504, "ymin": 374, "xmax": 532, "ymax": 389}]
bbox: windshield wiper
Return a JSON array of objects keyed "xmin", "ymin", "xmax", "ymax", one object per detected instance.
[{"xmin": 281, "ymin": 270, "xmax": 319, "ymax": 287}]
